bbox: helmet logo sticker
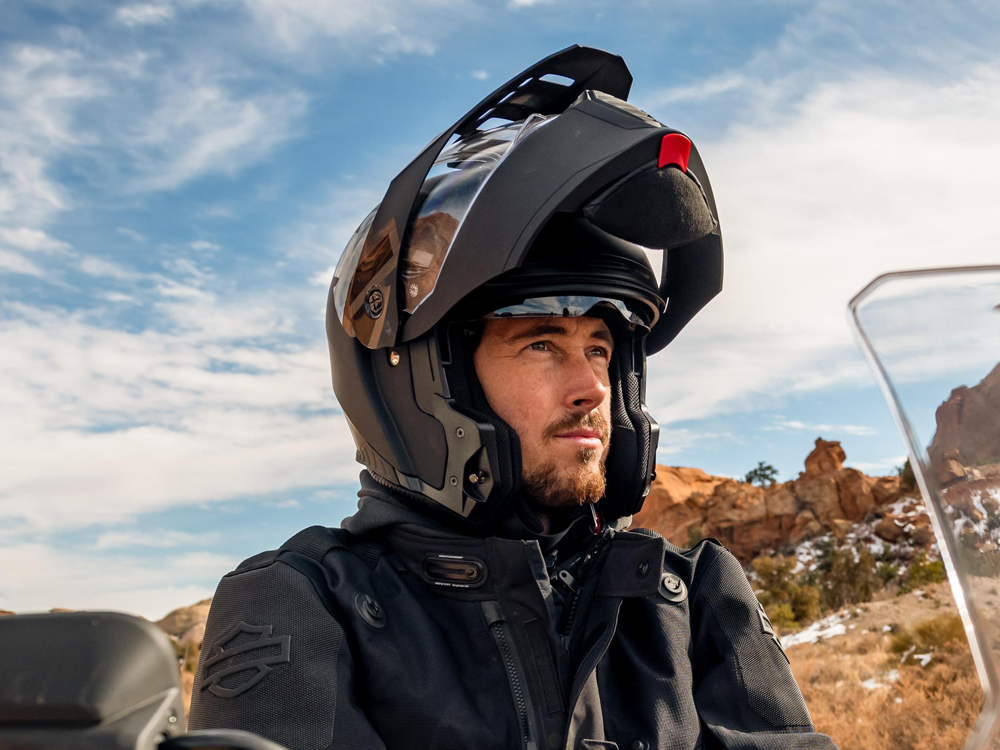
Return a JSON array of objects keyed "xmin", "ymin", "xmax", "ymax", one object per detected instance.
[
  {"xmin": 365, "ymin": 287, "xmax": 385, "ymax": 319},
  {"xmin": 200, "ymin": 621, "xmax": 291, "ymax": 698}
]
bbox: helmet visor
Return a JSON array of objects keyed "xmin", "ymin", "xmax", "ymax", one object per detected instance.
[
  {"xmin": 483, "ymin": 295, "xmax": 651, "ymax": 332},
  {"xmin": 402, "ymin": 114, "xmax": 555, "ymax": 314}
]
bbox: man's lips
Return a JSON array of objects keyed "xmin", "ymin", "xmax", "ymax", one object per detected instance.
[{"xmin": 553, "ymin": 430, "xmax": 604, "ymax": 448}]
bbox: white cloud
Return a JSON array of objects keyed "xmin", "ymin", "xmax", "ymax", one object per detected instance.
[
  {"xmin": 0, "ymin": 46, "xmax": 103, "ymax": 225},
  {"xmin": 0, "ymin": 542, "xmax": 233, "ymax": 620},
  {"xmin": 237, "ymin": 0, "xmax": 462, "ymax": 54},
  {"xmin": 647, "ymin": 72, "xmax": 749, "ymax": 106},
  {"xmin": 0, "ymin": 297, "xmax": 359, "ymax": 535},
  {"xmin": 99, "ymin": 291, "xmax": 136, "ymax": 303},
  {"xmin": 126, "ymin": 85, "xmax": 309, "ymax": 191},
  {"xmin": 0, "ymin": 39, "xmax": 312, "ymax": 232},
  {"xmin": 645, "ymin": 63, "xmax": 1000, "ymax": 426},
  {"xmin": 657, "ymin": 427, "xmax": 739, "ymax": 457},
  {"xmin": 471, "ymin": 69, "xmax": 489, "ymax": 80},
  {"xmin": 847, "ymin": 457, "xmax": 907, "ymax": 474},
  {"xmin": 190, "ymin": 239, "xmax": 221, "ymax": 251},
  {"xmin": 117, "ymin": 226, "xmax": 146, "ymax": 242},
  {"xmin": 78, "ymin": 255, "xmax": 137, "ymax": 280},
  {"xmin": 114, "ymin": 3, "xmax": 176, "ymax": 27},
  {"xmin": 0, "ymin": 249, "xmax": 45, "ymax": 276},
  {"xmin": 0, "ymin": 226, "xmax": 71, "ymax": 252},
  {"xmin": 95, "ymin": 529, "xmax": 220, "ymax": 549},
  {"xmin": 263, "ymin": 499, "xmax": 302, "ymax": 509},
  {"xmin": 766, "ymin": 420, "xmax": 877, "ymax": 437}
]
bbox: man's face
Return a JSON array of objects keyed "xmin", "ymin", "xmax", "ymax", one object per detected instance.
[{"xmin": 473, "ymin": 316, "xmax": 613, "ymax": 509}]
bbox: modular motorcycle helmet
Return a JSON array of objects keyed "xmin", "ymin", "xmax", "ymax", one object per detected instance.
[{"xmin": 327, "ymin": 45, "xmax": 723, "ymax": 527}]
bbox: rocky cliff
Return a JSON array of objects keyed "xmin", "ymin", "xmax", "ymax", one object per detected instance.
[
  {"xmin": 927, "ymin": 361, "xmax": 1000, "ymax": 485},
  {"xmin": 633, "ymin": 438, "xmax": 905, "ymax": 562}
]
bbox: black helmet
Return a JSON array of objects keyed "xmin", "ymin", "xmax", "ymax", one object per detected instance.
[{"xmin": 327, "ymin": 45, "xmax": 723, "ymax": 528}]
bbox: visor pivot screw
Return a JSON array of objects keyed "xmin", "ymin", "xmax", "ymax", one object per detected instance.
[
  {"xmin": 468, "ymin": 471, "xmax": 488, "ymax": 485},
  {"xmin": 388, "ymin": 350, "xmax": 400, "ymax": 366},
  {"xmin": 456, "ymin": 427, "xmax": 465, "ymax": 438},
  {"xmin": 365, "ymin": 287, "xmax": 385, "ymax": 319},
  {"xmin": 449, "ymin": 476, "xmax": 459, "ymax": 487}
]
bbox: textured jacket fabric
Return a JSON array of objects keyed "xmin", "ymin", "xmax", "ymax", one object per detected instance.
[{"xmin": 189, "ymin": 478, "xmax": 837, "ymax": 750}]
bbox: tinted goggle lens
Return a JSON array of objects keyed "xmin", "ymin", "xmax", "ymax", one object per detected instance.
[{"xmin": 483, "ymin": 296, "xmax": 650, "ymax": 331}]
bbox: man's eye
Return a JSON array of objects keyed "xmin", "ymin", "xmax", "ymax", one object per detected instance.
[
  {"xmin": 528, "ymin": 341, "xmax": 548, "ymax": 351},
  {"xmin": 589, "ymin": 346, "xmax": 611, "ymax": 359}
]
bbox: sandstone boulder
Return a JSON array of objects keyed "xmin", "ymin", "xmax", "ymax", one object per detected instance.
[
  {"xmin": 837, "ymin": 469, "xmax": 876, "ymax": 519},
  {"xmin": 804, "ymin": 438, "xmax": 846, "ymax": 479},
  {"xmin": 874, "ymin": 516, "xmax": 906, "ymax": 543},
  {"xmin": 794, "ymin": 474, "xmax": 844, "ymax": 526},
  {"xmin": 157, "ymin": 597, "xmax": 213, "ymax": 641}
]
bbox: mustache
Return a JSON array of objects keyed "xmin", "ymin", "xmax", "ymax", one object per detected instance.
[{"xmin": 543, "ymin": 411, "xmax": 610, "ymax": 444}]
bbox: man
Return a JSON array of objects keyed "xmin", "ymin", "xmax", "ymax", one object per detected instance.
[{"xmin": 190, "ymin": 46, "xmax": 836, "ymax": 750}]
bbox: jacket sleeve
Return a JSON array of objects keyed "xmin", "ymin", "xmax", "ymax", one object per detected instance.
[
  {"xmin": 690, "ymin": 545, "xmax": 839, "ymax": 750},
  {"xmin": 188, "ymin": 551, "xmax": 386, "ymax": 750}
]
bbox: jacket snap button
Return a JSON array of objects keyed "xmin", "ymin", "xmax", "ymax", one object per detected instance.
[
  {"xmin": 637, "ymin": 559, "xmax": 651, "ymax": 578},
  {"xmin": 632, "ymin": 741, "xmax": 648, "ymax": 750},
  {"xmin": 658, "ymin": 573, "xmax": 688, "ymax": 603},
  {"xmin": 355, "ymin": 593, "xmax": 386, "ymax": 628}
]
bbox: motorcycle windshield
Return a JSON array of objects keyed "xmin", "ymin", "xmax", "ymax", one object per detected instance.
[{"xmin": 851, "ymin": 266, "xmax": 1000, "ymax": 749}]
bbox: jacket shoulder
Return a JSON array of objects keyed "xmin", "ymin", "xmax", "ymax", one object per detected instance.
[
  {"xmin": 224, "ymin": 525, "xmax": 384, "ymax": 580},
  {"xmin": 628, "ymin": 526, "xmax": 731, "ymax": 588}
]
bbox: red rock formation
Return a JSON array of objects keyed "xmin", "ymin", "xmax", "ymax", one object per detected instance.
[
  {"xmin": 633, "ymin": 438, "xmax": 907, "ymax": 562},
  {"xmin": 927, "ymin": 362, "xmax": 1000, "ymax": 483},
  {"xmin": 804, "ymin": 439, "xmax": 846, "ymax": 479}
]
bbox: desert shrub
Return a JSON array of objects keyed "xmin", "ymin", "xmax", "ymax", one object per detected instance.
[
  {"xmin": 890, "ymin": 614, "xmax": 968, "ymax": 658},
  {"xmin": 890, "ymin": 630, "xmax": 915, "ymax": 655},
  {"xmin": 904, "ymin": 551, "xmax": 946, "ymax": 590},
  {"xmin": 876, "ymin": 561, "xmax": 901, "ymax": 584},
  {"xmin": 790, "ymin": 583, "xmax": 822, "ymax": 623},
  {"xmin": 753, "ymin": 554, "xmax": 797, "ymax": 597},
  {"xmin": 752, "ymin": 554, "xmax": 821, "ymax": 626},
  {"xmin": 744, "ymin": 461, "xmax": 778, "ymax": 487},
  {"xmin": 897, "ymin": 459, "xmax": 916, "ymax": 491},
  {"xmin": 766, "ymin": 603, "xmax": 798, "ymax": 629},
  {"xmin": 814, "ymin": 542, "xmax": 881, "ymax": 610},
  {"xmin": 686, "ymin": 524, "xmax": 703, "ymax": 547},
  {"xmin": 914, "ymin": 614, "xmax": 967, "ymax": 650}
]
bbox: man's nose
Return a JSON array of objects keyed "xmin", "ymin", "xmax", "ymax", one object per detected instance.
[{"xmin": 561, "ymin": 354, "xmax": 609, "ymax": 411}]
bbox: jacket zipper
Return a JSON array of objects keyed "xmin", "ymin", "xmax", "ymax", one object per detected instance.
[
  {"xmin": 484, "ymin": 603, "xmax": 538, "ymax": 750},
  {"xmin": 492, "ymin": 621, "xmax": 535, "ymax": 750}
]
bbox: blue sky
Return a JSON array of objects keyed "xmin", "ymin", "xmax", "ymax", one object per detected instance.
[{"xmin": 1, "ymin": 0, "xmax": 999, "ymax": 618}]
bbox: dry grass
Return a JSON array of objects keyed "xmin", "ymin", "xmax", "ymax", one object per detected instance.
[{"xmin": 789, "ymin": 625, "xmax": 983, "ymax": 750}]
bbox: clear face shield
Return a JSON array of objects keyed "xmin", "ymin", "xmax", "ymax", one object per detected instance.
[{"xmin": 851, "ymin": 266, "xmax": 1000, "ymax": 747}]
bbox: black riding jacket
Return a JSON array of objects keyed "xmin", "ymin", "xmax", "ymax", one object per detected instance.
[{"xmin": 189, "ymin": 474, "xmax": 836, "ymax": 750}]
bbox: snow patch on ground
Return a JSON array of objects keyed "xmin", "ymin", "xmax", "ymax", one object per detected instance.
[{"xmin": 781, "ymin": 612, "xmax": 849, "ymax": 648}]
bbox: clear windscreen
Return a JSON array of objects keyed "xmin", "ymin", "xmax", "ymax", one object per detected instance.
[{"xmin": 851, "ymin": 266, "xmax": 1000, "ymax": 749}]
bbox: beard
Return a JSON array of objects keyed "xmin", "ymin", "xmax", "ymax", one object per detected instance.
[{"xmin": 520, "ymin": 411, "xmax": 610, "ymax": 509}]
